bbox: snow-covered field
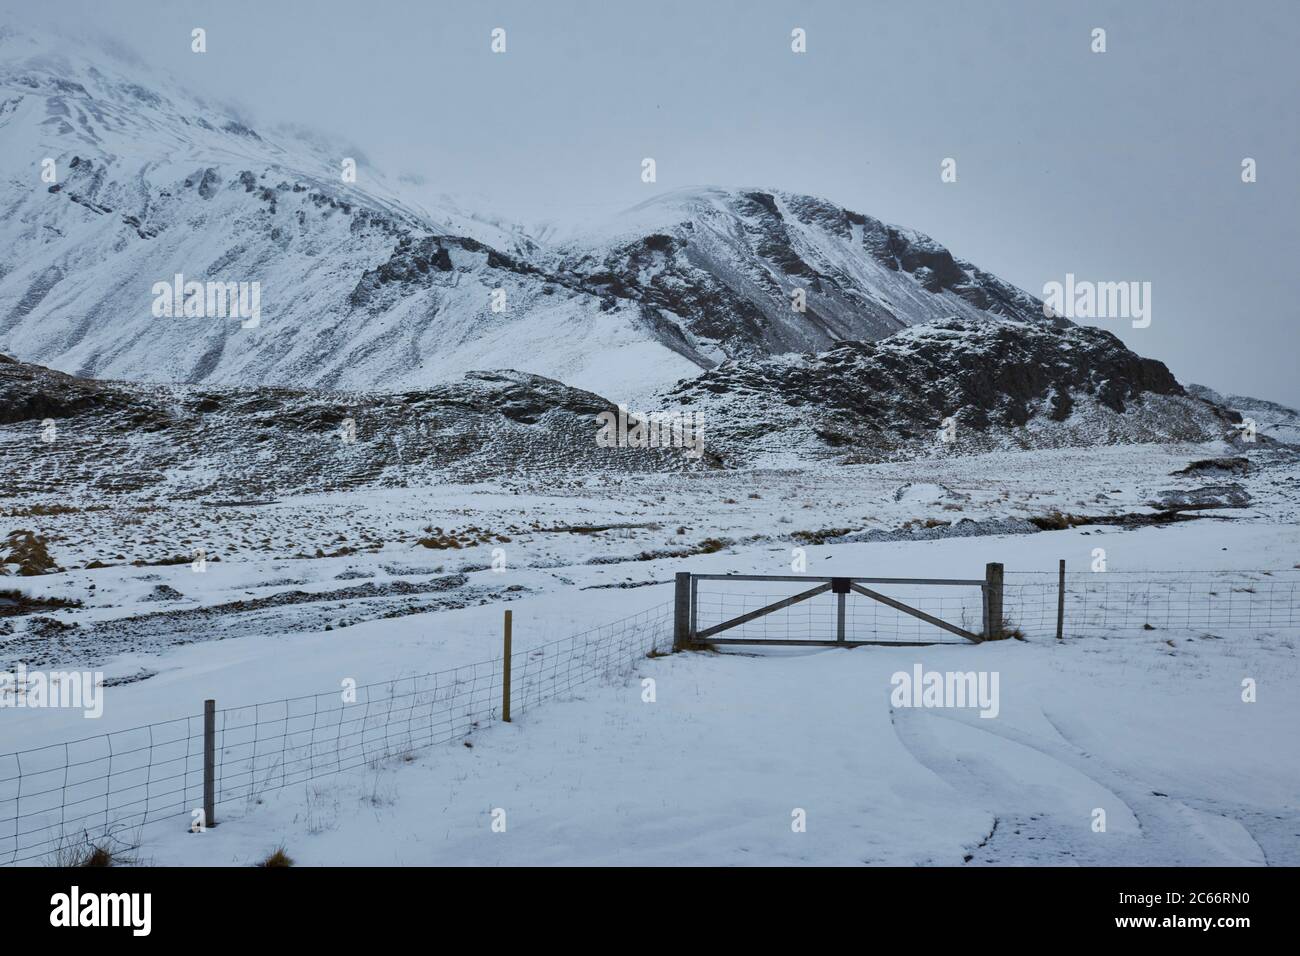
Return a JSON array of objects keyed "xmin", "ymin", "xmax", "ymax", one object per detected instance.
[{"xmin": 3, "ymin": 439, "xmax": 1297, "ymax": 866}]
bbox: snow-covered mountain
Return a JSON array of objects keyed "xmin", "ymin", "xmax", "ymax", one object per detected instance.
[{"xmin": 0, "ymin": 27, "xmax": 1049, "ymax": 401}]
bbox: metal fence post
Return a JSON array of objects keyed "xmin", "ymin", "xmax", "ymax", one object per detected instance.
[
  {"xmin": 984, "ymin": 563, "xmax": 1004, "ymax": 639},
  {"xmin": 981, "ymin": 577, "xmax": 989, "ymax": 641},
  {"xmin": 690, "ymin": 574, "xmax": 698, "ymax": 646},
  {"xmin": 203, "ymin": 698, "xmax": 215, "ymax": 829},
  {"xmin": 832, "ymin": 577, "xmax": 850, "ymax": 642},
  {"xmin": 674, "ymin": 572, "xmax": 691, "ymax": 651},
  {"xmin": 502, "ymin": 609, "xmax": 512, "ymax": 723},
  {"xmin": 1056, "ymin": 559, "xmax": 1066, "ymax": 640}
]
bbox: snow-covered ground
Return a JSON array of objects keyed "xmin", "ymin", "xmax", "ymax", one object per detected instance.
[
  {"xmin": 3, "ymin": 438, "xmax": 1297, "ymax": 865},
  {"xmin": 142, "ymin": 620, "xmax": 1296, "ymax": 867}
]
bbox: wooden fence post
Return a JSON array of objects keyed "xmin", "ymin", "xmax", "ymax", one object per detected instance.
[
  {"xmin": 1056, "ymin": 559, "xmax": 1066, "ymax": 640},
  {"xmin": 983, "ymin": 563, "xmax": 1004, "ymax": 640},
  {"xmin": 203, "ymin": 698, "xmax": 215, "ymax": 829},
  {"xmin": 674, "ymin": 572, "xmax": 691, "ymax": 651},
  {"xmin": 502, "ymin": 609, "xmax": 512, "ymax": 723}
]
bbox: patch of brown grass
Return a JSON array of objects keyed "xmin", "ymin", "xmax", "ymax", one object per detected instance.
[
  {"xmin": 256, "ymin": 845, "xmax": 294, "ymax": 867},
  {"xmin": 791, "ymin": 528, "xmax": 855, "ymax": 545},
  {"xmin": 0, "ymin": 530, "xmax": 60, "ymax": 576},
  {"xmin": 0, "ymin": 589, "xmax": 82, "ymax": 617}
]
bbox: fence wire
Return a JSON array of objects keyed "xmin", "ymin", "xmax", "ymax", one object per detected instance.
[
  {"xmin": 1004, "ymin": 570, "xmax": 1300, "ymax": 639},
  {"xmin": 693, "ymin": 570, "xmax": 1300, "ymax": 646},
  {"xmin": 0, "ymin": 601, "xmax": 672, "ymax": 866}
]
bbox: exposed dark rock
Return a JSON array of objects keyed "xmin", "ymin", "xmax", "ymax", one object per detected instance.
[
  {"xmin": 348, "ymin": 234, "xmax": 547, "ymax": 310},
  {"xmin": 192, "ymin": 167, "xmax": 221, "ymax": 199},
  {"xmin": 662, "ymin": 317, "xmax": 1223, "ymax": 462},
  {"xmin": 0, "ymin": 353, "xmax": 154, "ymax": 424}
]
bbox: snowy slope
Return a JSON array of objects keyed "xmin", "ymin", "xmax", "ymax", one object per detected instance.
[
  {"xmin": 1188, "ymin": 384, "xmax": 1300, "ymax": 446},
  {"xmin": 0, "ymin": 27, "xmax": 691, "ymax": 400},
  {"xmin": 1, "ymin": 27, "xmax": 1045, "ymax": 401}
]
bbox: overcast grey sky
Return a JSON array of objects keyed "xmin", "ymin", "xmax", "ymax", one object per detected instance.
[{"xmin": 6, "ymin": 0, "xmax": 1298, "ymax": 405}]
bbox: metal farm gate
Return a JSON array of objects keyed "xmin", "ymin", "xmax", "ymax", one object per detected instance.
[{"xmin": 672, "ymin": 565, "xmax": 1006, "ymax": 649}]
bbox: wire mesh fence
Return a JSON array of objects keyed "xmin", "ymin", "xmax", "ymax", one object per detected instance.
[
  {"xmin": 691, "ymin": 569, "xmax": 1300, "ymax": 646},
  {"xmin": 0, "ymin": 600, "xmax": 673, "ymax": 866},
  {"xmin": 0, "ymin": 715, "xmax": 204, "ymax": 867},
  {"xmin": 844, "ymin": 587, "xmax": 983, "ymax": 643},
  {"xmin": 1005, "ymin": 569, "xmax": 1300, "ymax": 639}
]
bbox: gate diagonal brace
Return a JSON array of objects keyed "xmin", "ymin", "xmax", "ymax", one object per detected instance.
[
  {"xmin": 694, "ymin": 582, "xmax": 833, "ymax": 640},
  {"xmin": 848, "ymin": 583, "xmax": 982, "ymax": 644}
]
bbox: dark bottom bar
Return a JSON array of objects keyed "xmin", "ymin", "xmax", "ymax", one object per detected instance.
[{"xmin": 1, "ymin": 865, "xmax": 1277, "ymax": 941}]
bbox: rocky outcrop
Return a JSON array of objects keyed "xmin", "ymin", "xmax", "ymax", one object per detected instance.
[
  {"xmin": 0, "ymin": 353, "xmax": 143, "ymax": 424},
  {"xmin": 660, "ymin": 318, "xmax": 1233, "ymax": 462}
]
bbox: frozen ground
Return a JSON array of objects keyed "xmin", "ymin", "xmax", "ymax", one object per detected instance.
[
  {"xmin": 2, "ymin": 439, "xmax": 1298, "ymax": 866},
  {"xmin": 144, "ymin": 624, "xmax": 1298, "ymax": 867},
  {"xmin": 6, "ymin": 441, "xmax": 1297, "ymax": 666}
]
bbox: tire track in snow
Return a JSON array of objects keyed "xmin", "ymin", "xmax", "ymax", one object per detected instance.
[
  {"xmin": 890, "ymin": 706, "xmax": 1266, "ymax": 865},
  {"xmin": 1039, "ymin": 708, "xmax": 1296, "ymax": 866},
  {"xmin": 889, "ymin": 706, "xmax": 1109, "ymax": 864}
]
